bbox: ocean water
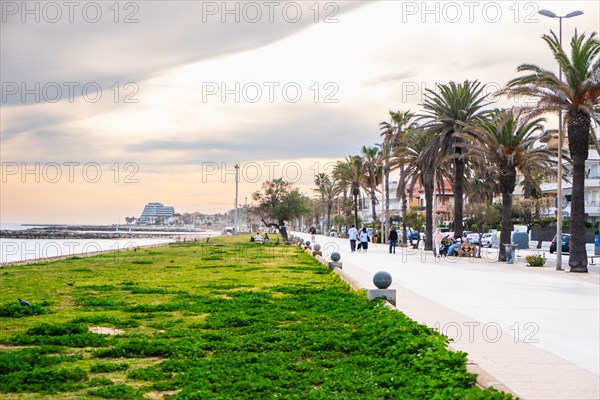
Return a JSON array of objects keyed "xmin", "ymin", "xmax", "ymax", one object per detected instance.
[
  {"xmin": 0, "ymin": 223, "xmax": 222, "ymax": 263},
  {"xmin": 1, "ymin": 222, "xmax": 38, "ymax": 230},
  {"xmin": 0, "ymin": 237, "xmax": 177, "ymax": 264}
]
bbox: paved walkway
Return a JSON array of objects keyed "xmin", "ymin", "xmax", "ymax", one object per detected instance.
[{"xmin": 294, "ymin": 233, "xmax": 600, "ymax": 400}]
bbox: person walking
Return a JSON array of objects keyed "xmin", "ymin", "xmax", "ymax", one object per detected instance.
[
  {"xmin": 434, "ymin": 228, "xmax": 443, "ymax": 257},
  {"xmin": 347, "ymin": 224, "xmax": 358, "ymax": 252},
  {"xmin": 310, "ymin": 226, "xmax": 317, "ymax": 243},
  {"xmin": 359, "ymin": 227, "xmax": 370, "ymax": 253},
  {"xmin": 388, "ymin": 227, "xmax": 398, "ymax": 254}
]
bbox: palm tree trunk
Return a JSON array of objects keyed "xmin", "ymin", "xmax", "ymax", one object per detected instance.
[
  {"xmin": 353, "ymin": 194, "xmax": 359, "ymax": 228},
  {"xmin": 523, "ymin": 178, "xmax": 533, "ymax": 235},
  {"xmin": 499, "ymin": 191, "xmax": 513, "ymax": 262},
  {"xmin": 398, "ymin": 166, "xmax": 408, "ymax": 245},
  {"xmin": 454, "ymin": 156, "xmax": 465, "ymax": 239},
  {"xmin": 498, "ymin": 168, "xmax": 516, "ymax": 262},
  {"xmin": 370, "ymin": 189, "xmax": 378, "ymax": 224},
  {"xmin": 401, "ymin": 188, "xmax": 408, "ymax": 246},
  {"xmin": 567, "ymin": 112, "xmax": 589, "ymax": 272},
  {"xmin": 384, "ymin": 169, "xmax": 390, "ymax": 243},
  {"xmin": 327, "ymin": 202, "xmax": 332, "ymax": 233},
  {"xmin": 424, "ymin": 177, "xmax": 434, "ymax": 251}
]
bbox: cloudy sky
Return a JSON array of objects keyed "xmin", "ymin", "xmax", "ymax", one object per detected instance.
[{"xmin": 1, "ymin": 0, "xmax": 599, "ymax": 225}]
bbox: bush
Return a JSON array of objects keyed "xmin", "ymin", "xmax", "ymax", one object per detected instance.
[
  {"xmin": 525, "ymin": 254, "xmax": 545, "ymax": 267},
  {"xmin": 90, "ymin": 362, "xmax": 129, "ymax": 373}
]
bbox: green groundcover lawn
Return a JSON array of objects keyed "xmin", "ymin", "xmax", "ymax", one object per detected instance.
[{"xmin": 0, "ymin": 236, "xmax": 515, "ymax": 399}]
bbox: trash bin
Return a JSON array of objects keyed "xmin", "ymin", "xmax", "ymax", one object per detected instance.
[
  {"xmin": 595, "ymin": 231, "xmax": 599, "ymax": 256},
  {"xmin": 504, "ymin": 243, "xmax": 516, "ymax": 264}
]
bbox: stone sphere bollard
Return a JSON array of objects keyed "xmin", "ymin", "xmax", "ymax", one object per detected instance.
[
  {"xmin": 305, "ymin": 241, "xmax": 311, "ymax": 246},
  {"xmin": 331, "ymin": 252, "xmax": 341, "ymax": 262},
  {"xmin": 373, "ymin": 271, "xmax": 392, "ymax": 289},
  {"xmin": 313, "ymin": 243, "xmax": 321, "ymax": 252}
]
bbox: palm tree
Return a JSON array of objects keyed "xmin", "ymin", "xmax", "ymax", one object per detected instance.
[
  {"xmin": 360, "ymin": 146, "xmax": 382, "ymax": 226},
  {"xmin": 376, "ymin": 140, "xmax": 393, "ymax": 242},
  {"xmin": 465, "ymin": 163, "xmax": 498, "ymax": 205},
  {"xmin": 396, "ymin": 128, "xmax": 441, "ymax": 251},
  {"xmin": 502, "ymin": 30, "xmax": 600, "ymax": 272},
  {"xmin": 457, "ymin": 109, "xmax": 555, "ymax": 261},
  {"xmin": 333, "ymin": 156, "xmax": 364, "ymax": 228},
  {"xmin": 380, "ymin": 110, "xmax": 418, "ymax": 244},
  {"xmin": 419, "ymin": 80, "xmax": 491, "ymax": 239},
  {"xmin": 314, "ymin": 173, "xmax": 341, "ymax": 232}
]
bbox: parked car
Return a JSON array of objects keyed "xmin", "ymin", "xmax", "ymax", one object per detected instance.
[
  {"xmin": 481, "ymin": 233, "xmax": 493, "ymax": 248},
  {"xmin": 466, "ymin": 233, "xmax": 480, "ymax": 244},
  {"xmin": 550, "ymin": 234, "xmax": 570, "ymax": 254},
  {"xmin": 465, "ymin": 232, "xmax": 493, "ymax": 247}
]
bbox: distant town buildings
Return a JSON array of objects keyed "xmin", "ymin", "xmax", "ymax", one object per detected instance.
[{"xmin": 134, "ymin": 202, "xmax": 252, "ymax": 231}]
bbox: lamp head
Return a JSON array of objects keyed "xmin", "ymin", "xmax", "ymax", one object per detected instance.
[
  {"xmin": 565, "ymin": 11, "xmax": 583, "ymax": 18},
  {"xmin": 538, "ymin": 9, "xmax": 557, "ymax": 18}
]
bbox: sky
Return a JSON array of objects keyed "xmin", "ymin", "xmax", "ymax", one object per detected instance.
[{"xmin": 1, "ymin": 0, "xmax": 599, "ymax": 225}]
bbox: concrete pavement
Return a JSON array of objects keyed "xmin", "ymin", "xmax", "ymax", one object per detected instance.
[{"xmin": 295, "ymin": 232, "xmax": 600, "ymax": 400}]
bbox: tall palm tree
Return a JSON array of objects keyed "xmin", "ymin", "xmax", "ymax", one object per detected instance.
[
  {"xmin": 380, "ymin": 110, "xmax": 418, "ymax": 244},
  {"xmin": 502, "ymin": 30, "xmax": 600, "ymax": 272},
  {"xmin": 333, "ymin": 156, "xmax": 364, "ymax": 228},
  {"xmin": 360, "ymin": 146, "xmax": 382, "ymax": 226},
  {"xmin": 376, "ymin": 140, "xmax": 393, "ymax": 242},
  {"xmin": 419, "ymin": 80, "xmax": 491, "ymax": 239},
  {"xmin": 396, "ymin": 128, "xmax": 441, "ymax": 251},
  {"xmin": 457, "ymin": 109, "xmax": 555, "ymax": 261},
  {"xmin": 314, "ymin": 173, "xmax": 341, "ymax": 232}
]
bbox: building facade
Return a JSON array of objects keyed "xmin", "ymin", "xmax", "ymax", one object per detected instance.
[
  {"xmin": 137, "ymin": 202, "xmax": 175, "ymax": 224},
  {"xmin": 540, "ymin": 145, "xmax": 600, "ymax": 224}
]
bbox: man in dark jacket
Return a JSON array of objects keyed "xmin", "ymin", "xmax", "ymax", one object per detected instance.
[{"xmin": 388, "ymin": 227, "xmax": 398, "ymax": 254}]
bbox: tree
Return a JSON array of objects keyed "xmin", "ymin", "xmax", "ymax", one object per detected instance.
[
  {"xmin": 396, "ymin": 128, "xmax": 440, "ymax": 251},
  {"xmin": 466, "ymin": 201, "xmax": 501, "ymax": 258},
  {"xmin": 503, "ymin": 30, "xmax": 600, "ymax": 271},
  {"xmin": 333, "ymin": 156, "xmax": 364, "ymax": 228},
  {"xmin": 360, "ymin": 146, "xmax": 382, "ymax": 226},
  {"xmin": 419, "ymin": 80, "xmax": 491, "ymax": 239},
  {"xmin": 380, "ymin": 110, "xmax": 418, "ymax": 244},
  {"xmin": 465, "ymin": 163, "xmax": 498, "ymax": 205},
  {"xmin": 376, "ymin": 140, "xmax": 393, "ymax": 243},
  {"xmin": 457, "ymin": 109, "xmax": 554, "ymax": 261},
  {"xmin": 251, "ymin": 178, "xmax": 311, "ymax": 243},
  {"xmin": 314, "ymin": 173, "xmax": 341, "ymax": 234},
  {"xmin": 514, "ymin": 196, "xmax": 554, "ymax": 246}
]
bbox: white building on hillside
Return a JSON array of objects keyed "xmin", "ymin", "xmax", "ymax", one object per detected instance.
[{"xmin": 137, "ymin": 202, "xmax": 175, "ymax": 224}]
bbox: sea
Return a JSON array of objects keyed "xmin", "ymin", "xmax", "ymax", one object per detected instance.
[{"xmin": 0, "ymin": 222, "xmax": 219, "ymax": 264}]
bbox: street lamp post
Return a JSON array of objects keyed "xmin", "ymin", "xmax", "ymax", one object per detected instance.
[
  {"xmin": 538, "ymin": 9, "xmax": 583, "ymax": 271},
  {"xmin": 234, "ymin": 162, "xmax": 239, "ymax": 235}
]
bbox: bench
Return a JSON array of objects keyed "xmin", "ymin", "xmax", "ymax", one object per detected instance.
[
  {"xmin": 589, "ymin": 255, "xmax": 600, "ymax": 264},
  {"xmin": 458, "ymin": 244, "xmax": 476, "ymax": 257}
]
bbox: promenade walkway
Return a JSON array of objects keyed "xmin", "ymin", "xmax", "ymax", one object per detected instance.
[{"xmin": 295, "ymin": 232, "xmax": 600, "ymax": 400}]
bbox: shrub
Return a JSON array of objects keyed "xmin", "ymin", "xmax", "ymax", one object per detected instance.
[
  {"xmin": 525, "ymin": 254, "xmax": 545, "ymax": 267},
  {"xmin": 0, "ymin": 301, "xmax": 52, "ymax": 318},
  {"xmin": 90, "ymin": 362, "xmax": 129, "ymax": 373}
]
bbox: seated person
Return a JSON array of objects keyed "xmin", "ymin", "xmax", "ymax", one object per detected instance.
[
  {"xmin": 447, "ymin": 237, "xmax": 462, "ymax": 256},
  {"xmin": 254, "ymin": 233, "xmax": 264, "ymax": 243}
]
